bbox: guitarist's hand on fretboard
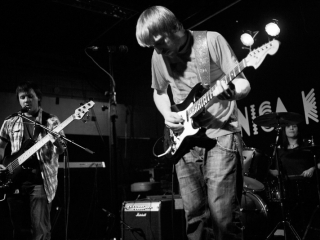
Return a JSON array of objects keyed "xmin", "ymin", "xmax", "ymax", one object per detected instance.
[
  {"xmin": 0, "ymin": 164, "xmax": 6, "ymax": 172},
  {"xmin": 216, "ymin": 78, "xmax": 250, "ymax": 101},
  {"xmin": 216, "ymin": 80, "xmax": 236, "ymax": 100}
]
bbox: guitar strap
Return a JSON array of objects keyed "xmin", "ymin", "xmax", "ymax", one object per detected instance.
[
  {"xmin": 24, "ymin": 111, "xmax": 51, "ymax": 141},
  {"xmin": 193, "ymin": 31, "xmax": 244, "ymax": 168},
  {"xmin": 190, "ymin": 31, "xmax": 211, "ymax": 158},
  {"xmin": 23, "ymin": 111, "xmax": 51, "ymax": 166},
  {"xmin": 193, "ymin": 31, "xmax": 210, "ymax": 87}
]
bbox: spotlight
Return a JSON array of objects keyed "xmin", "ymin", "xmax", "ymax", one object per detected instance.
[
  {"xmin": 241, "ymin": 33, "xmax": 254, "ymax": 47},
  {"xmin": 240, "ymin": 30, "xmax": 259, "ymax": 50},
  {"xmin": 265, "ymin": 19, "xmax": 280, "ymax": 37}
]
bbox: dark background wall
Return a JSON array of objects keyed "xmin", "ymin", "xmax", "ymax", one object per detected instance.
[{"xmin": 1, "ymin": 0, "xmax": 320, "ymax": 239}]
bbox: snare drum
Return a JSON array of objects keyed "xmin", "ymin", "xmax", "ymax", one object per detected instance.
[
  {"xmin": 242, "ymin": 148, "xmax": 270, "ymax": 183},
  {"xmin": 265, "ymin": 177, "xmax": 310, "ymax": 203},
  {"xmin": 241, "ymin": 191, "xmax": 269, "ymax": 240}
]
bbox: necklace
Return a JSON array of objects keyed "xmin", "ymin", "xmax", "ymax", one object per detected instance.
[{"xmin": 289, "ymin": 143, "xmax": 298, "ymax": 149}]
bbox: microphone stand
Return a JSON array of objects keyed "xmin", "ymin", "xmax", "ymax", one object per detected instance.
[
  {"xmin": 105, "ymin": 49, "xmax": 120, "ymax": 239},
  {"xmin": 17, "ymin": 112, "xmax": 94, "ymax": 154},
  {"xmin": 302, "ymin": 136, "xmax": 320, "ymax": 240},
  {"xmin": 266, "ymin": 119, "xmax": 301, "ymax": 240}
]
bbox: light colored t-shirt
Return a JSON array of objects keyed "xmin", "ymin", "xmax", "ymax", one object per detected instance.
[{"xmin": 151, "ymin": 30, "xmax": 245, "ymax": 138}]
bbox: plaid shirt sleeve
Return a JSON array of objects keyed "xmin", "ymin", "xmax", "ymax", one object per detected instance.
[{"xmin": 38, "ymin": 109, "xmax": 64, "ymax": 203}]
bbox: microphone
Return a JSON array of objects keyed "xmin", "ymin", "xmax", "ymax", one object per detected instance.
[
  {"xmin": 102, "ymin": 208, "xmax": 115, "ymax": 218},
  {"xmin": 5, "ymin": 106, "xmax": 30, "ymax": 119},
  {"xmin": 87, "ymin": 45, "xmax": 128, "ymax": 53},
  {"xmin": 20, "ymin": 106, "xmax": 30, "ymax": 113}
]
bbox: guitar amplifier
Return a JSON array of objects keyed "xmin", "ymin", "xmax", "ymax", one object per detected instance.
[{"xmin": 121, "ymin": 199, "xmax": 186, "ymax": 240}]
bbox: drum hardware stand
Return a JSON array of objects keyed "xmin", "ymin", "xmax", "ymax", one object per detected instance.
[
  {"xmin": 266, "ymin": 123, "xmax": 301, "ymax": 240},
  {"xmin": 302, "ymin": 137, "xmax": 320, "ymax": 240}
]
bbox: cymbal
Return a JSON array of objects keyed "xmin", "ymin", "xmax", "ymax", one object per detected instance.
[{"xmin": 253, "ymin": 112, "xmax": 303, "ymax": 127}]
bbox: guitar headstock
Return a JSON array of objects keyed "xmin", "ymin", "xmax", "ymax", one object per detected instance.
[
  {"xmin": 74, "ymin": 101, "xmax": 95, "ymax": 120},
  {"xmin": 245, "ymin": 39, "xmax": 280, "ymax": 69}
]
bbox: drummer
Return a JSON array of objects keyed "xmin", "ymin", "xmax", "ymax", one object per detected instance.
[
  {"xmin": 269, "ymin": 124, "xmax": 318, "ymax": 178},
  {"xmin": 268, "ymin": 123, "xmax": 319, "ymax": 234}
]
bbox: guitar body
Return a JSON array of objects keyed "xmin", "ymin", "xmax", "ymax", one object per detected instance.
[
  {"xmin": 167, "ymin": 83, "xmax": 210, "ymax": 163},
  {"xmin": 0, "ymin": 139, "xmax": 37, "ymax": 193}
]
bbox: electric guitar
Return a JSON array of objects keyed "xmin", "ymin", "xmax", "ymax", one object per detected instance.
[
  {"xmin": 0, "ymin": 101, "xmax": 95, "ymax": 197},
  {"xmin": 165, "ymin": 39, "xmax": 280, "ymax": 163}
]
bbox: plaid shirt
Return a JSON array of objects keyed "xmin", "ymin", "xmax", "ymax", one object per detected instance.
[{"xmin": 0, "ymin": 107, "xmax": 64, "ymax": 203}]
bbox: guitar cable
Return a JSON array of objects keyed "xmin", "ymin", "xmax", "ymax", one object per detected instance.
[
  {"xmin": 171, "ymin": 164, "xmax": 176, "ymax": 240},
  {"xmin": 0, "ymin": 193, "xmax": 6, "ymax": 201},
  {"xmin": 152, "ymin": 133, "xmax": 172, "ymax": 158}
]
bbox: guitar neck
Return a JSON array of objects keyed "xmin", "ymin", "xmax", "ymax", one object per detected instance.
[
  {"xmin": 221, "ymin": 59, "xmax": 246, "ymax": 85},
  {"xmin": 16, "ymin": 114, "xmax": 75, "ymax": 166},
  {"xmin": 189, "ymin": 59, "xmax": 246, "ymax": 118}
]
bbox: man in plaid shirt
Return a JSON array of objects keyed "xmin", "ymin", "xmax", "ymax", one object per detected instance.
[{"xmin": 0, "ymin": 81, "xmax": 65, "ymax": 240}]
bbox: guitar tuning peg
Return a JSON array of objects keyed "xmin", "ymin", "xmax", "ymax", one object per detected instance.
[{"xmin": 82, "ymin": 112, "xmax": 89, "ymax": 123}]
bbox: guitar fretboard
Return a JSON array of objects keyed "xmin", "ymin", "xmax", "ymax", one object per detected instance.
[{"xmin": 188, "ymin": 59, "xmax": 246, "ymax": 118}]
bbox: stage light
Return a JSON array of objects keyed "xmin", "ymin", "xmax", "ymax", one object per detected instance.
[
  {"xmin": 240, "ymin": 30, "xmax": 259, "ymax": 50},
  {"xmin": 241, "ymin": 33, "xmax": 254, "ymax": 46},
  {"xmin": 265, "ymin": 19, "xmax": 280, "ymax": 37}
]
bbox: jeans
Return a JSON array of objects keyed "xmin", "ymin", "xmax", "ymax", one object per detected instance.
[
  {"xmin": 175, "ymin": 133, "xmax": 243, "ymax": 240},
  {"xmin": 7, "ymin": 184, "xmax": 52, "ymax": 240}
]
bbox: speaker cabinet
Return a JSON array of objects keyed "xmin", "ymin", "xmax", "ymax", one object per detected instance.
[{"xmin": 122, "ymin": 199, "xmax": 186, "ymax": 240}]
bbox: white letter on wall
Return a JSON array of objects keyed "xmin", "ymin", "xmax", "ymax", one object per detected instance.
[
  {"xmin": 302, "ymin": 89, "xmax": 318, "ymax": 124},
  {"xmin": 238, "ymin": 107, "xmax": 250, "ymax": 136},
  {"xmin": 259, "ymin": 101, "xmax": 274, "ymax": 132}
]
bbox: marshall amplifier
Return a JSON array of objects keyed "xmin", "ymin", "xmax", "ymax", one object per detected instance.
[{"xmin": 121, "ymin": 199, "xmax": 186, "ymax": 240}]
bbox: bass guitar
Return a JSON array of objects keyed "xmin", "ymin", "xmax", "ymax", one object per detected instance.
[
  {"xmin": 165, "ymin": 39, "xmax": 280, "ymax": 163},
  {"xmin": 0, "ymin": 101, "xmax": 95, "ymax": 197}
]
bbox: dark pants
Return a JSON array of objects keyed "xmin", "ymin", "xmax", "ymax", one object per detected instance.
[{"xmin": 7, "ymin": 185, "xmax": 52, "ymax": 240}]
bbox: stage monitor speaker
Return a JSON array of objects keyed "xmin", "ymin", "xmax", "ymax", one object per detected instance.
[{"xmin": 122, "ymin": 199, "xmax": 186, "ymax": 240}]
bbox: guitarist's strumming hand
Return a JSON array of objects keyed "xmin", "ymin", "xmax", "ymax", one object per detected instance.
[
  {"xmin": 164, "ymin": 112, "xmax": 184, "ymax": 134},
  {"xmin": 153, "ymin": 89, "xmax": 184, "ymax": 133}
]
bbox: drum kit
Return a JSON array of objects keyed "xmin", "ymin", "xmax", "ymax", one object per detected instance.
[{"xmin": 240, "ymin": 112, "xmax": 320, "ymax": 240}]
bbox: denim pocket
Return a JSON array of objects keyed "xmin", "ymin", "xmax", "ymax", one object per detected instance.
[{"xmin": 216, "ymin": 134, "xmax": 237, "ymax": 153}]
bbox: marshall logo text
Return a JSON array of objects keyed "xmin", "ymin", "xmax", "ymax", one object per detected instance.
[{"xmin": 136, "ymin": 213, "xmax": 147, "ymax": 217}]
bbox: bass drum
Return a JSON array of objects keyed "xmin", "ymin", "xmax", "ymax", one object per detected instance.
[{"xmin": 241, "ymin": 191, "xmax": 269, "ymax": 240}]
